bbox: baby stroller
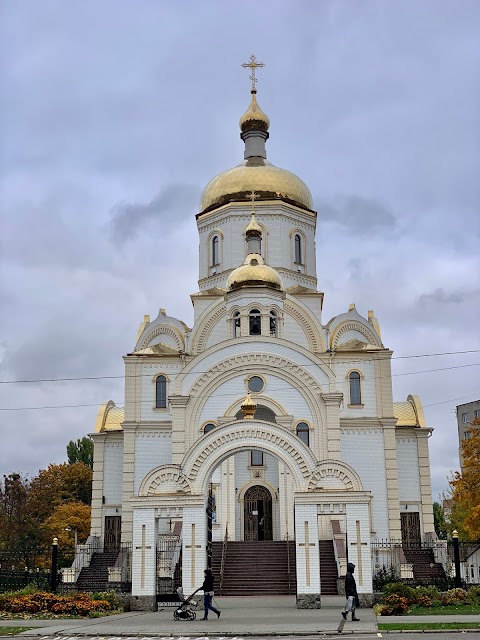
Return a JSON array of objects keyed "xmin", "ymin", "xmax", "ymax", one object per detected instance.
[{"xmin": 173, "ymin": 586, "xmax": 199, "ymax": 620}]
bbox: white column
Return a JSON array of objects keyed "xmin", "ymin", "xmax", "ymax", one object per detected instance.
[
  {"xmin": 346, "ymin": 502, "xmax": 372, "ymax": 593},
  {"xmin": 294, "ymin": 501, "xmax": 321, "ymax": 607},
  {"xmin": 182, "ymin": 504, "xmax": 207, "ymax": 594},
  {"xmin": 132, "ymin": 508, "xmax": 157, "ymax": 599}
]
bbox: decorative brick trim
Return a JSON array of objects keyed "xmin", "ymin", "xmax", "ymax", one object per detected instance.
[
  {"xmin": 139, "ymin": 325, "xmax": 184, "ymax": 351},
  {"xmin": 308, "ymin": 460, "xmax": 363, "ymax": 492},
  {"xmin": 191, "ymin": 302, "xmax": 227, "ymax": 354}
]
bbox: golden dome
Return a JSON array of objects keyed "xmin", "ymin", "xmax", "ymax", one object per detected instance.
[
  {"xmin": 239, "ymin": 90, "xmax": 270, "ymax": 133},
  {"xmin": 200, "ymin": 158, "xmax": 313, "ymax": 213},
  {"xmin": 226, "ymin": 253, "xmax": 283, "ymax": 291}
]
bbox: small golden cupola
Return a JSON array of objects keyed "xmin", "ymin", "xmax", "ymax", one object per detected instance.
[
  {"xmin": 239, "ymin": 90, "xmax": 270, "ymax": 133},
  {"xmin": 241, "ymin": 392, "xmax": 257, "ymax": 419}
]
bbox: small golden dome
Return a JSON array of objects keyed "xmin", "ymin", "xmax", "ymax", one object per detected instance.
[
  {"xmin": 200, "ymin": 159, "xmax": 313, "ymax": 213},
  {"xmin": 241, "ymin": 392, "xmax": 257, "ymax": 419},
  {"xmin": 226, "ymin": 253, "xmax": 283, "ymax": 291},
  {"xmin": 245, "ymin": 212, "xmax": 262, "ymax": 236},
  {"xmin": 239, "ymin": 90, "xmax": 270, "ymax": 133}
]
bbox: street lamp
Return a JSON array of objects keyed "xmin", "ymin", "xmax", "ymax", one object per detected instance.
[{"xmin": 65, "ymin": 526, "xmax": 78, "ymax": 547}]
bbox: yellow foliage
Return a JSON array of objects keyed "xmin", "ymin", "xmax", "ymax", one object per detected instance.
[{"xmin": 450, "ymin": 418, "xmax": 480, "ymax": 541}]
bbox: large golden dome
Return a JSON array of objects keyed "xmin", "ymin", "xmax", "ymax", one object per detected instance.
[
  {"xmin": 226, "ymin": 253, "xmax": 283, "ymax": 291},
  {"xmin": 200, "ymin": 158, "xmax": 313, "ymax": 214}
]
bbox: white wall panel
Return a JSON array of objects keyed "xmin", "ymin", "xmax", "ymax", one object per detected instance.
[
  {"xmin": 396, "ymin": 437, "xmax": 421, "ymax": 502},
  {"xmin": 134, "ymin": 432, "xmax": 172, "ymax": 495},
  {"xmin": 104, "ymin": 441, "xmax": 123, "ymax": 505}
]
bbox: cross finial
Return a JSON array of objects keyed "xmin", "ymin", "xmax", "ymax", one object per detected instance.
[
  {"xmin": 249, "ymin": 190, "xmax": 259, "ymax": 206},
  {"xmin": 241, "ymin": 54, "xmax": 265, "ymax": 92}
]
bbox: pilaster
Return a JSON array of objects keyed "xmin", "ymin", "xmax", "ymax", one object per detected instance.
[
  {"xmin": 121, "ymin": 423, "xmax": 137, "ymax": 543},
  {"xmin": 416, "ymin": 429, "xmax": 435, "ymax": 534},
  {"xmin": 131, "ymin": 508, "xmax": 157, "ymax": 609},
  {"xmin": 294, "ymin": 499, "xmax": 321, "ymax": 608},
  {"xmin": 373, "ymin": 352, "xmax": 394, "ymax": 418},
  {"xmin": 90, "ymin": 432, "xmax": 106, "ymax": 538},
  {"xmin": 322, "ymin": 392, "xmax": 343, "ymax": 459},
  {"xmin": 182, "ymin": 503, "xmax": 208, "ymax": 594},
  {"xmin": 169, "ymin": 395, "xmax": 190, "ymax": 464},
  {"xmin": 383, "ymin": 423, "xmax": 401, "ymax": 539},
  {"xmin": 346, "ymin": 502, "xmax": 373, "ymax": 594}
]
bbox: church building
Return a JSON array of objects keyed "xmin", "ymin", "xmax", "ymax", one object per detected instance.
[{"xmin": 90, "ymin": 58, "xmax": 435, "ymax": 609}]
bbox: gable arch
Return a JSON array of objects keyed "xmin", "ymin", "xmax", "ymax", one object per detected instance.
[
  {"xmin": 139, "ymin": 324, "xmax": 184, "ymax": 351},
  {"xmin": 283, "ymin": 299, "xmax": 324, "ymax": 352},
  {"xmin": 138, "ymin": 464, "xmax": 192, "ymax": 496},
  {"xmin": 330, "ymin": 320, "xmax": 381, "ymax": 349},
  {"xmin": 308, "ymin": 460, "xmax": 364, "ymax": 492},
  {"xmin": 181, "ymin": 419, "xmax": 318, "ymax": 494}
]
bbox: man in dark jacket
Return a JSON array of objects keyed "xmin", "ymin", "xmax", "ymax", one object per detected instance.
[
  {"xmin": 342, "ymin": 562, "xmax": 360, "ymax": 621},
  {"xmin": 200, "ymin": 568, "xmax": 221, "ymax": 620}
]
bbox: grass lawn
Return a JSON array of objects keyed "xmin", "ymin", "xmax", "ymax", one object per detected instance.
[
  {"xmin": 0, "ymin": 627, "xmax": 36, "ymax": 636},
  {"xmin": 378, "ymin": 622, "xmax": 480, "ymax": 631},
  {"xmin": 408, "ymin": 603, "xmax": 480, "ymax": 615}
]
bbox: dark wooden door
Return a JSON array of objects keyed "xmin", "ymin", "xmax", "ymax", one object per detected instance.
[
  {"xmin": 401, "ymin": 512, "xmax": 421, "ymax": 547},
  {"xmin": 244, "ymin": 485, "xmax": 273, "ymax": 541},
  {"xmin": 104, "ymin": 516, "xmax": 121, "ymax": 551}
]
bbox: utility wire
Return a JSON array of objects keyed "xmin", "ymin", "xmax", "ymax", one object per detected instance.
[{"xmin": 0, "ymin": 349, "xmax": 479, "ymax": 385}]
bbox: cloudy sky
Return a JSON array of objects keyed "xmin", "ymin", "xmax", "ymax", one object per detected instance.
[{"xmin": 1, "ymin": 0, "xmax": 479, "ymax": 501}]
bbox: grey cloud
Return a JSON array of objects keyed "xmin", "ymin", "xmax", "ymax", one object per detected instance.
[
  {"xmin": 110, "ymin": 184, "xmax": 200, "ymax": 243},
  {"xmin": 417, "ymin": 288, "xmax": 474, "ymax": 306},
  {"xmin": 316, "ymin": 195, "xmax": 397, "ymax": 235}
]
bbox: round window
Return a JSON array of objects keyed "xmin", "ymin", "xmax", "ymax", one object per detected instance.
[{"xmin": 248, "ymin": 376, "xmax": 264, "ymax": 393}]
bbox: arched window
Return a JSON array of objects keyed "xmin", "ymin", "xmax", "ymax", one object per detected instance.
[
  {"xmin": 269, "ymin": 310, "xmax": 278, "ymax": 337},
  {"xmin": 249, "ymin": 309, "xmax": 261, "ymax": 336},
  {"xmin": 294, "ymin": 234, "xmax": 302, "ymax": 264},
  {"xmin": 296, "ymin": 422, "xmax": 310, "ymax": 446},
  {"xmin": 211, "ymin": 236, "xmax": 219, "ymax": 266},
  {"xmin": 203, "ymin": 423, "xmax": 216, "ymax": 434},
  {"xmin": 349, "ymin": 371, "xmax": 362, "ymax": 405},
  {"xmin": 233, "ymin": 311, "xmax": 241, "ymax": 338},
  {"xmin": 155, "ymin": 375, "xmax": 167, "ymax": 408}
]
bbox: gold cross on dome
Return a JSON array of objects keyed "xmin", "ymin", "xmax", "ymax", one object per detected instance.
[
  {"xmin": 241, "ymin": 54, "xmax": 265, "ymax": 91},
  {"xmin": 249, "ymin": 190, "xmax": 260, "ymax": 206}
]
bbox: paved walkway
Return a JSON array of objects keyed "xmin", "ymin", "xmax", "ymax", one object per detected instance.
[{"xmin": 0, "ymin": 596, "xmax": 479, "ymax": 636}]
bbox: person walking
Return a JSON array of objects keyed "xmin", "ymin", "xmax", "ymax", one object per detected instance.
[
  {"xmin": 342, "ymin": 562, "xmax": 360, "ymax": 622},
  {"xmin": 200, "ymin": 568, "xmax": 221, "ymax": 620}
]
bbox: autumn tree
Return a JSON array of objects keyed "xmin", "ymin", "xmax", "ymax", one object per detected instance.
[
  {"xmin": 0, "ymin": 473, "xmax": 39, "ymax": 550},
  {"xmin": 67, "ymin": 437, "xmax": 93, "ymax": 469},
  {"xmin": 433, "ymin": 501, "xmax": 449, "ymax": 539},
  {"xmin": 449, "ymin": 418, "xmax": 480, "ymax": 541},
  {"xmin": 41, "ymin": 501, "xmax": 91, "ymax": 563},
  {"xmin": 28, "ymin": 462, "xmax": 92, "ymax": 525}
]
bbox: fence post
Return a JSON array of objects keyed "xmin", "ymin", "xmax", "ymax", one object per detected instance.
[
  {"xmin": 452, "ymin": 530, "xmax": 461, "ymax": 588},
  {"xmin": 50, "ymin": 537, "xmax": 58, "ymax": 593}
]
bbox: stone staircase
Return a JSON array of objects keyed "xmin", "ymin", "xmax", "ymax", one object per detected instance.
[
  {"xmin": 76, "ymin": 551, "xmax": 119, "ymax": 592},
  {"xmin": 211, "ymin": 541, "xmax": 296, "ymax": 595},
  {"xmin": 318, "ymin": 540, "xmax": 339, "ymax": 595},
  {"xmin": 403, "ymin": 547, "xmax": 446, "ymax": 584}
]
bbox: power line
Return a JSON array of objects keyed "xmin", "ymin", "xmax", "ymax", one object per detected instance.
[{"xmin": 0, "ymin": 349, "xmax": 479, "ymax": 385}]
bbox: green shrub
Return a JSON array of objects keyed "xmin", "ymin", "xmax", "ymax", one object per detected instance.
[
  {"xmin": 440, "ymin": 588, "xmax": 468, "ymax": 605},
  {"xmin": 415, "ymin": 595, "xmax": 432, "ymax": 607},
  {"xmin": 91, "ymin": 591, "xmax": 119, "ymax": 608},
  {"xmin": 466, "ymin": 586, "xmax": 480, "ymax": 605},
  {"xmin": 0, "ymin": 591, "xmax": 114, "ymax": 616},
  {"xmin": 373, "ymin": 565, "xmax": 399, "ymax": 591},
  {"xmin": 413, "ymin": 585, "xmax": 440, "ymax": 602},
  {"xmin": 383, "ymin": 582, "xmax": 415, "ymax": 603}
]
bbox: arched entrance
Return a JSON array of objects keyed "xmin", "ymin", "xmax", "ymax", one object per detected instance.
[{"xmin": 244, "ymin": 485, "xmax": 273, "ymax": 541}]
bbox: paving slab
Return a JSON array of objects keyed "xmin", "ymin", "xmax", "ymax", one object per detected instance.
[{"xmin": 0, "ymin": 596, "xmax": 377, "ymax": 636}]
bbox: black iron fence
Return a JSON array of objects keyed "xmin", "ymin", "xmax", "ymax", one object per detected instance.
[
  {"xmin": 0, "ymin": 548, "xmax": 64, "ymax": 593},
  {"xmin": 371, "ymin": 538, "xmax": 480, "ymax": 590}
]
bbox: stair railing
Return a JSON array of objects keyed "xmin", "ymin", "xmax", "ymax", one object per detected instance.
[
  {"xmin": 219, "ymin": 524, "xmax": 228, "ymax": 596},
  {"xmin": 285, "ymin": 532, "xmax": 291, "ymax": 594}
]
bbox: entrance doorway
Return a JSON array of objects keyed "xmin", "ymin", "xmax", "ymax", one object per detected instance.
[
  {"xmin": 104, "ymin": 516, "xmax": 121, "ymax": 551},
  {"xmin": 401, "ymin": 512, "xmax": 421, "ymax": 547},
  {"xmin": 244, "ymin": 485, "xmax": 273, "ymax": 541}
]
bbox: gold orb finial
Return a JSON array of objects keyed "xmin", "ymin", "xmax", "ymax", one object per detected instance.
[{"xmin": 241, "ymin": 392, "xmax": 257, "ymax": 419}]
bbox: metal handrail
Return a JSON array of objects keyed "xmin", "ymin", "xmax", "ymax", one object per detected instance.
[
  {"xmin": 219, "ymin": 524, "xmax": 228, "ymax": 595},
  {"xmin": 285, "ymin": 532, "xmax": 291, "ymax": 594}
]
